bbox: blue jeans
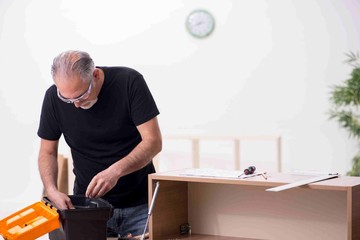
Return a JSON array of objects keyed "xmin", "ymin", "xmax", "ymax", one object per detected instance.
[{"xmin": 107, "ymin": 203, "xmax": 148, "ymax": 238}]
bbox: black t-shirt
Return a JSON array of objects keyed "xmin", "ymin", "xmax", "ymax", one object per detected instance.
[{"xmin": 37, "ymin": 66, "xmax": 160, "ymax": 208}]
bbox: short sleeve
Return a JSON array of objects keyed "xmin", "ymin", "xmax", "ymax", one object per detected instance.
[
  {"xmin": 128, "ymin": 75, "xmax": 160, "ymax": 126},
  {"xmin": 37, "ymin": 86, "xmax": 62, "ymax": 140}
]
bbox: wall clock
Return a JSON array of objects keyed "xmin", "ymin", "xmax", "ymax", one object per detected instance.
[{"xmin": 186, "ymin": 9, "xmax": 215, "ymax": 39}]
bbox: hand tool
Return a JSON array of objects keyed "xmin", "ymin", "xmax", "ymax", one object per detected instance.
[
  {"xmin": 140, "ymin": 181, "xmax": 160, "ymax": 240},
  {"xmin": 238, "ymin": 166, "xmax": 256, "ymax": 178}
]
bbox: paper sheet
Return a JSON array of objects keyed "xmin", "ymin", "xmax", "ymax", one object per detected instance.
[
  {"xmin": 179, "ymin": 168, "xmax": 265, "ymax": 179},
  {"xmin": 180, "ymin": 168, "xmax": 241, "ymax": 179}
]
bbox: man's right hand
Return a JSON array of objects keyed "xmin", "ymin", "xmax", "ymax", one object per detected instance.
[{"xmin": 46, "ymin": 189, "xmax": 75, "ymax": 210}]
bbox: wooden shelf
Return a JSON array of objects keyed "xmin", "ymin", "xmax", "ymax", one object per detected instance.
[{"xmin": 148, "ymin": 169, "xmax": 360, "ymax": 240}]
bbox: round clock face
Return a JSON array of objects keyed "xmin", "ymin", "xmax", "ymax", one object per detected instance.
[{"xmin": 186, "ymin": 9, "xmax": 215, "ymax": 38}]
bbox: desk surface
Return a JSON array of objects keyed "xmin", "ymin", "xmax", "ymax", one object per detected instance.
[{"xmin": 151, "ymin": 168, "xmax": 360, "ymax": 191}]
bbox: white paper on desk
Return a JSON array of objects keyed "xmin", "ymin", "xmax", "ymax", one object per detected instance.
[
  {"xmin": 240, "ymin": 172, "xmax": 264, "ymax": 179},
  {"xmin": 180, "ymin": 168, "xmax": 241, "ymax": 179}
]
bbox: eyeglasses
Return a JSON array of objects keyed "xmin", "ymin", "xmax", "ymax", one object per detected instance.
[{"xmin": 57, "ymin": 78, "xmax": 93, "ymax": 104}]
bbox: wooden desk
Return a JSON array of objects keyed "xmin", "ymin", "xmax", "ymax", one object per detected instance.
[{"xmin": 148, "ymin": 169, "xmax": 360, "ymax": 240}]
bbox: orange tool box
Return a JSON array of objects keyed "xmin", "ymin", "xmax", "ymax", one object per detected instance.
[{"xmin": 0, "ymin": 200, "xmax": 60, "ymax": 240}]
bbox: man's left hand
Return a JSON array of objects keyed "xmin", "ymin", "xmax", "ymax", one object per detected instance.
[{"xmin": 85, "ymin": 168, "xmax": 119, "ymax": 198}]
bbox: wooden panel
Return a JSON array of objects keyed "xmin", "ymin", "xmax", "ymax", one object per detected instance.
[
  {"xmin": 188, "ymin": 183, "xmax": 347, "ymax": 240},
  {"xmin": 150, "ymin": 180, "xmax": 188, "ymax": 239},
  {"xmin": 352, "ymin": 188, "xmax": 360, "ymax": 239}
]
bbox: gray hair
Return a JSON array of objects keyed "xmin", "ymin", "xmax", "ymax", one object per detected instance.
[{"xmin": 51, "ymin": 50, "xmax": 95, "ymax": 83}]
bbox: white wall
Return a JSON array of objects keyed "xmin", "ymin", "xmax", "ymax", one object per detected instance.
[{"xmin": 0, "ymin": 0, "xmax": 359, "ymax": 211}]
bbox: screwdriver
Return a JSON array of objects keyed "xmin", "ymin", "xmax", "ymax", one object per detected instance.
[{"xmin": 238, "ymin": 166, "xmax": 256, "ymax": 178}]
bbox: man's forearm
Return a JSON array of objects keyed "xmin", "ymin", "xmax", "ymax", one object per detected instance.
[
  {"xmin": 110, "ymin": 138, "xmax": 162, "ymax": 178},
  {"xmin": 38, "ymin": 153, "xmax": 59, "ymax": 194}
]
